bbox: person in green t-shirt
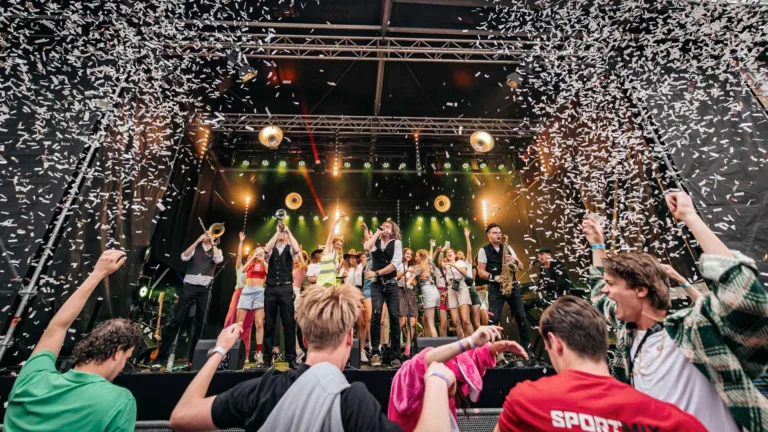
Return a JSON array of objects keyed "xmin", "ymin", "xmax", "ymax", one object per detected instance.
[{"xmin": 4, "ymin": 250, "xmax": 141, "ymax": 432}]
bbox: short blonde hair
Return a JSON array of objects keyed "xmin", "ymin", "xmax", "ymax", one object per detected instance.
[{"xmin": 297, "ymin": 284, "xmax": 362, "ymax": 349}]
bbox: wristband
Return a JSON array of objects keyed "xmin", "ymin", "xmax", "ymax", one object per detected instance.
[
  {"xmin": 426, "ymin": 371, "xmax": 452, "ymax": 388},
  {"xmin": 591, "ymin": 244, "xmax": 605, "ymax": 250},
  {"xmin": 466, "ymin": 337, "xmax": 476, "ymax": 349},
  {"xmin": 680, "ymin": 281, "xmax": 692, "ymax": 290},
  {"xmin": 457, "ymin": 339, "xmax": 467, "ymax": 353}
]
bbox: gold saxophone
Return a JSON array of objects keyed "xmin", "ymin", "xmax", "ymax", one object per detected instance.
[{"xmin": 500, "ymin": 234, "xmax": 518, "ymax": 297}]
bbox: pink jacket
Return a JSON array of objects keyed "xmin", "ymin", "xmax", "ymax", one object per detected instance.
[{"xmin": 387, "ymin": 345, "xmax": 496, "ymax": 431}]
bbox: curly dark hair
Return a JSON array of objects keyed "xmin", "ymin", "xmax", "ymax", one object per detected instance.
[{"xmin": 72, "ymin": 318, "xmax": 142, "ymax": 366}]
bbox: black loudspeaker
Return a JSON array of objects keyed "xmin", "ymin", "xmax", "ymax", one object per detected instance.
[
  {"xmin": 415, "ymin": 337, "xmax": 458, "ymax": 354},
  {"xmin": 346, "ymin": 338, "xmax": 360, "ymax": 369},
  {"xmin": 191, "ymin": 339, "xmax": 246, "ymax": 371}
]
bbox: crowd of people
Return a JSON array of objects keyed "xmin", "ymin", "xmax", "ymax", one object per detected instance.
[{"xmin": 4, "ymin": 191, "xmax": 767, "ymax": 432}]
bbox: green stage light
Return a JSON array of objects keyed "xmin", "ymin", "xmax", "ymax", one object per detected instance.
[
  {"xmin": 241, "ymin": 160, "xmax": 250, "ymax": 167},
  {"xmin": 382, "ymin": 162, "xmax": 390, "ymax": 169},
  {"xmin": 431, "ymin": 216, "xmax": 437, "ymax": 221},
  {"xmin": 358, "ymin": 216, "xmax": 364, "ymax": 220},
  {"xmin": 314, "ymin": 215, "xmax": 319, "ymax": 221},
  {"xmin": 344, "ymin": 162, "xmax": 351, "ymax": 168},
  {"xmin": 444, "ymin": 162, "xmax": 452, "ymax": 169},
  {"xmin": 444, "ymin": 216, "xmax": 450, "ymax": 222},
  {"xmin": 479, "ymin": 162, "xmax": 487, "ymax": 169},
  {"xmin": 364, "ymin": 162, "xmax": 372, "ymax": 169},
  {"xmin": 498, "ymin": 163, "xmax": 505, "ymax": 170},
  {"xmin": 262, "ymin": 160, "xmax": 270, "ymax": 167},
  {"xmin": 462, "ymin": 162, "xmax": 470, "ymax": 170},
  {"xmin": 299, "ymin": 215, "xmax": 305, "ymax": 221},
  {"xmin": 139, "ymin": 286, "xmax": 148, "ymax": 298},
  {"xmin": 398, "ymin": 163, "xmax": 406, "ymax": 170},
  {"xmin": 372, "ymin": 216, "xmax": 378, "ymax": 221},
  {"xmin": 418, "ymin": 216, "xmax": 423, "ymax": 222},
  {"xmin": 299, "ymin": 160, "xmax": 306, "ymax": 167},
  {"xmin": 279, "ymin": 160, "xmax": 287, "ymax": 167}
]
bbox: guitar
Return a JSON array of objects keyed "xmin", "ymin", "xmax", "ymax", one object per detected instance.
[{"xmin": 149, "ymin": 292, "xmax": 165, "ymax": 361}]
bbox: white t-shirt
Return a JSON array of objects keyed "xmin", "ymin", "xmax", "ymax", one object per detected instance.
[
  {"xmin": 631, "ymin": 330, "xmax": 739, "ymax": 432},
  {"xmin": 477, "ymin": 245, "xmax": 517, "ymax": 264},
  {"xmin": 235, "ymin": 268, "xmax": 246, "ymax": 289},
  {"xmin": 306, "ymin": 263, "xmax": 321, "ymax": 279}
]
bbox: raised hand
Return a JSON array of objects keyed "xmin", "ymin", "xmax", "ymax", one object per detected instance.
[
  {"xmin": 582, "ymin": 215, "xmax": 605, "ymax": 245},
  {"xmin": 239, "ymin": 231, "xmax": 246, "ymax": 242},
  {"xmin": 93, "ymin": 250, "xmax": 127, "ymax": 277},
  {"xmin": 665, "ymin": 191, "xmax": 697, "ymax": 224},
  {"xmin": 661, "ymin": 263, "xmax": 687, "ymax": 285},
  {"xmin": 470, "ymin": 325, "xmax": 504, "ymax": 347},
  {"xmin": 216, "ymin": 323, "xmax": 243, "ymax": 352},
  {"xmin": 464, "ymin": 227, "xmax": 471, "ymax": 238}
]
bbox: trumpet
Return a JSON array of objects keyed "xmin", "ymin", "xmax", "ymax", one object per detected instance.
[
  {"xmin": 275, "ymin": 209, "xmax": 287, "ymax": 232},
  {"xmin": 198, "ymin": 218, "xmax": 225, "ymax": 244}
]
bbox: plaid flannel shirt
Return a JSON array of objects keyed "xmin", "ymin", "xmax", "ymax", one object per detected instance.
[{"xmin": 589, "ymin": 251, "xmax": 768, "ymax": 432}]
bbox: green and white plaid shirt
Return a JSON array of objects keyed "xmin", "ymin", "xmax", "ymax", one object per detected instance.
[{"xmin": 589, "ymin": 251, "xmax": 768, "ymax": 432}]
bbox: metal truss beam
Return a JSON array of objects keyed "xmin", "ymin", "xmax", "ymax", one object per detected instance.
[
  {"xmin": 165, "ymin": 33, "xmax": 535, "ymax": 63},
  {"xmin": 209, "ymin": 114, "xmax": 533, "ymax": 137}
]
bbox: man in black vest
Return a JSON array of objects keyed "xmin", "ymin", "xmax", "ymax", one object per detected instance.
[
  {"xmin": 262, "ymin": 223, "xmax": 301, "ymax": 369},
  {"xmin": 476, "ymin": 223, "xmax": 531, "ymax": 358},
  {"xmin": 363, "ymin": 220, "xmax": 403, "ymax": 367},
  {"xmin": 535, "ymin": 248, "xmax": 573, "ymax": 293},
  {"xmin": 158, "ymin": 231, "xmax": 223, "ymax": 364}
]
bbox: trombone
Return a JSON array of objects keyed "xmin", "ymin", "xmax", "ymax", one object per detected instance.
[{"xmin": 198, "ymin": 218, "xmax": 225, "ymax": 244}]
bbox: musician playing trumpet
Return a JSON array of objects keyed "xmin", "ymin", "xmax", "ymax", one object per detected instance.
[
  {"xmin": 475, "ymin": 223, "xmax": 530, "ymax": 362},
  {"xmin": 156, "ymin": 227, "xmax": 223, "ymax": 365}
]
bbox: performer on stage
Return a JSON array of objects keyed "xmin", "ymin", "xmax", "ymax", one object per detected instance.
[
  {"xmin": 316, "ymin": 213, "xmax": 346, "ymax": 288},
  {"xmin": 398, "ymin": 248, "xmax": 418, "ymax": 358},
  {"xmin": 456, "ymin": 227, "xmax": 482, "ymax": 330},
  {"xmin": 535, "ymin": 248, "xmax": 573, "ymax": 293},
  {"xmin": 430, "ymin": 239, "xmax": 450, "ymax": 337},
  {"xmin": 157, "ymin": 230, "xmax": 223, "ymax": 364},
  {"xmin": 292, "ymin": 251, "xmax": 308, "ymax": 363},
  {"xmin": 262, "ymin": 222, "xmax": 301, "ymax": 369},
  {"xmin": 364, "ymin": 220, "xmax": 403, "ymax": 367},
  {"xmin": 476, "ymin": 223, "xmax": 531, "ymax": 358},
  {"xmin": 223, "ymin": 232, "xmax": 254, "ymax": 358},
  {"xmin": 438, "ymin": 246, "xmax": 474, "ymax": 339},
  {"xmin": 305, "ymin": 249, "xmax": 323, "ymax": 286},
  {"xmin": 237, "ymin": 247, "xmax": 267, "ymax": 366},
  {"xmin": 413, "ymin": 249, "xmax": 439, "ymax": 337}
]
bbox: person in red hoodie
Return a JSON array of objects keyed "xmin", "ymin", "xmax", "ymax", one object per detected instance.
[
  {"xmin": 495, "ymin": 296, "xmax": 707, "ymax": 432},
  {"xmin": 389, "ymin": 326, "xmax": 528, "ymax": 432}
]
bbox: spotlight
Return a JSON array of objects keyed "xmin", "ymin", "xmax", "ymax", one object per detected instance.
[
  {"xmin": 239, "ymin": 64, "xmax": 257, "ymax": 83},
  {"xmin": 470, "ymin": 130, "xmax": 494, "ymax": 153},
  {"xmin": 258, "ymin": 126, "xmax": 284, "ymax": 148},
  {"xmin": 279, "ymin": 160, "xmax": 287, "ymax": 168},
  {"xmin": 444, "ymin": 162, "xmax": 452, "ymax": 169},
  {"xmin": 498, "ymin": 163, "xmax": 505, "ymax": 170},
  {"xmin": 358, "ymin": 216, "xmax": 364, "ymax": 220},
  {"xmin": 241, "ymin": 160, "xmax": 250, "ymax": 167},
  {"xmin": 262, "ymin": 160, "xmax": 270, "ymax": 167},
  {"xmin": 434, "ymin": 195, "xmax": 451, "ymax": 213},
  {"xmin": 506, "ymin": 72, "xmax": 523, "ymax": 89},
  {"xmin": 344, "ymin": 161, "xmax": 351, "ymax": 168},
  {"xmin": 314, "ymin": 215, "xmax": 319, "ymax": 221},
  {"xmin": 314, "ymin": 160, "xmax": 325, "ymax": 174},
  {"xmin": 431, "ymin": 216, "xmax": 437, "ymax": 221},
  {"xmin": 418, "ymin": 216, "xmax": 423, "ymax": 222},
  {"xmin": 299, "ymin": 215, "xmax": 305, "ymax": 221},
  {"xmin": 298, "ymin": 160, "xmax": 306, "ymax": 167},
  {"xmin": 372, "ymin": 216, "xmax": 378, "ymax": 221},
  {"xmin": 364, "ymin": 161, "xmax": 372, "ymax": 169},
  {"xmin": 398, "ymin": 163, "xmax": 406, "ymax": 170},
  {"xmin": 479, "ymin": 162, "xmax": 487, "ymax": 169},
  {"xmin": 382, "ymin": 162, "xmax": 390, "ymax": 169},
  {"xmin": 444, "ymin": 216, "xmax": 449, "ymax": 222},
  {"xmin": 462, "ymin": 162, "xmax": 470, "ymax": 170},
  {"xmin": 139, "ymin": 286, "xmax": 148, "ymax": 298},
  {"xmin": 285, "ymin": 192, "xmax": 303, "ymax": 210}
]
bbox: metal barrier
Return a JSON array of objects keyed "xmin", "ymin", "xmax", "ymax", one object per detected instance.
[{"xmin": 126, "ymin": 409, "xmax": 503, "ymax": 431}]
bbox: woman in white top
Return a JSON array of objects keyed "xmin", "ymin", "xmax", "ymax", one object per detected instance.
[
  {"xmin": 412, "ymin": 249, "xmax": 440, "ymax": 337},
  {"xmin": 439, "ymin": 246, "xmax": 474, "ymax": 338}
]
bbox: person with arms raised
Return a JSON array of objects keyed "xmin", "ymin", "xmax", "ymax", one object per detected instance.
[
  {"xmin": 4, "ymin": 250, "xmax": 141, "ymax": 432},
  {"xmin": 495, "ymin": 296, "xmax": 706, "ymax": 432},
  {"xmin": 170, "ymin": 284, "xmax": 457, "ymax": 432},
  {"xmin": 582, "ymin": 190, "xmax": 768, "ymax": 431}
]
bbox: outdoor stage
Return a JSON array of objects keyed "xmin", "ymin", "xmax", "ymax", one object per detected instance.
[{"xmin": 0, "ymin": 365, "xmax": 553, "ymax": 422}]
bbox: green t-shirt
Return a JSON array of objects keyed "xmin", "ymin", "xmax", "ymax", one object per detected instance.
[{"xmin": 4, "ymin": 351, "xmax": 136, "ymax": 432}]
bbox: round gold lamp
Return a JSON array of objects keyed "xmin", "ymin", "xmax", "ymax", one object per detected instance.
[
  {"xmin": 470, "ymin": 130, "xmax": 494, "ymax": 153},
  {"xmin": 285, "ymin": 192, "xmax": 303, "ymax": 210},
  {"xmin": 259, "ymin": 126, "xmax": 284, "ymax": 149},
  {"xmin": 434, "ymin": 195, "xmax": 451, "ymax": 213}
]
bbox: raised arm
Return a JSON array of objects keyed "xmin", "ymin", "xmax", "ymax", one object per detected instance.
[
  {"xmin": 284, "ymin": 226, "xmax": 301, "ymax": 255},
  {"xmin": 235, "ymin": 232, "xmax": 245, "ymax": 270},
  {"xmin": 170, "ymin": 324, "xmax": 243, "ymax": 432},
  {"xmin": 582, "ymin": 214, "xmax": 619, "ymax": 328},
  {"xmin": 32, "ymin": 251, "xmax": 126, "ymax": 357},
  {"xmin": 464, "ymin": 227, "xmax": 472, "ymax": 266},
  {"xmin": 182, "ymin": 234, "xmax": 207, "ymax": 261},
  {"xmin": 413, "ymin": 362, "xmax": 456, "ymax": 432},
  {"xmin": 363, "ymin": 225, "xmax": 381, "ymax": 252},
  {"xmin": 662, "ymin": 264, "xmax": 703, "ymax": 302},
  {"xmin": 264, "ymin": 229, "xmax": 280, "ymax": 253},
  {"xmin": 666, "ymin": 191, "xmax": 768, "ymax": 378},
  {"xmin": 324, "ymin": 212, "xmax": 345, "ymax": 254}
]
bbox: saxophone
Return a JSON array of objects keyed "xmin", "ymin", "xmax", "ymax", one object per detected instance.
[{"xmin": 500, "ymin": 235, "xmax": 518, "ymax": 297}]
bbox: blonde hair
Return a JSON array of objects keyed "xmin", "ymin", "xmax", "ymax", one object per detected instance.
[
  {"xmin": 416, "ymin": 249, "xmax": 432, "ymax": 280},
  {"xmin": 297, "ymin": 284, "xmax": 362, "ymax": 349}
]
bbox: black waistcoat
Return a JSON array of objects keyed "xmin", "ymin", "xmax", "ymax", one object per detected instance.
[
  {"xmin": 371, "ymin": 238, "xmax": 396, "ymax": 278},
  {"xmin": 187, "ymin": 243, "xmax": 216, "ymax": 277},
  {"xmin": 266, "ymin": 243, "xmax": 293, "ymax": 285}
]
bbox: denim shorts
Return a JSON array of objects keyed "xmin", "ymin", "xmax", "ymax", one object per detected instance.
[
  {"xmin": 362, "ymin": 279, "xmax": 372, "ymax": 299},
  {"xmin": 237, "ymin": 286, "xmax": 265, "ymax": 310}
]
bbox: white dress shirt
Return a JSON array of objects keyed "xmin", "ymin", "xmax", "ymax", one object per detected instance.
[
  {"xmin": 370, "ymin": 238, "xmax": 403, "ymax": 272},
  {"xmin": 477, "ymin": 244, "xmax": 517, "ymax": 264},
  {"xmin": 181, "ymin": 243, "xmax": 223, "ymax": 286}
]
